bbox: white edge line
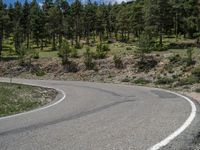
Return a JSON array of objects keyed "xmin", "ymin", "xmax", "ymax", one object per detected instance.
[
  {"xmin": 0, "ymin": 82, "xmax": 66, "ymax": 121},
  {"xmin": 148, "ymin": 89, "xmax": 197, "ymax": 150}
]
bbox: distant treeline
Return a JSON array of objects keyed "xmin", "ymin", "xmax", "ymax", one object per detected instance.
[{"xmin": 0, "ymin": 0, "xmax": 199, "ymax": 56}]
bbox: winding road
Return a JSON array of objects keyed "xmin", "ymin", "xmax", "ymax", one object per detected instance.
[{"xmin": 0, "ymin": 78, "xmax": 199, "ymax": 150}]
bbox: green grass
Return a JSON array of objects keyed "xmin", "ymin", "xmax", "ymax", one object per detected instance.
[
  {"xmin": 39, "ymin": 51, "xmax": 59, "ymax": 58},
  {"xmin": 0, "ymin": 82, "xmax": 57, "ymax": 117},
  {"xmin": 1, "ymin": 37, "xmax": 199, "ymax": 61},
  {"xmin": 109, "ymin": 42, "xmax": 136, "ymax": 56}
]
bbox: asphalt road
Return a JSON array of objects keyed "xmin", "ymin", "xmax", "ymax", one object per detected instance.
[{"xmin": 0, "ymin": 78, "xmax": 199, "ymax": 150}]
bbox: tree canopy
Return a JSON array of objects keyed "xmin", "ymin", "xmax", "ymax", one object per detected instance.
[{"xmin": 0, "ymin": 0, "xmax": 199, "ymax": 58}]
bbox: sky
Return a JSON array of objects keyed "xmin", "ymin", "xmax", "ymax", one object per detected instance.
[{"xmin": 4, "ymin": 0, "xmax": 128, "ymax": 5}]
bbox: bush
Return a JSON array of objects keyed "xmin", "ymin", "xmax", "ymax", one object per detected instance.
[
  {"xmin": 163, "ymin": 64, "xmax": 173, "ymax": 73},
  {"xmin": 133, "ymin": 78, "xmax": 151, "ymax": 84},
  {"xmin": 16, "ymin": 43, "xmax": 27, "ymax": 59},
  {"xmin": 168, "ymin": 54, "xmax": 181, "ymax": 63},
  {"xmin": 33, "ymin": 51, "xmax": 39, "ymax": 59},
  {"xmin": 113, "ymin": 55, "xmax": 123, "ymax": 69},
  {"xmin": 93, "ymin": 44, "xmax": 107, "ymax": 59},
  {"xmin": 107, "ymin": 39, "xmax": 113, "ymax": 44},
  {"xmin": 195, "ymin": 88, "xmax": 200, "ymax": 93},
  {"xmin": 84, "ymin": 47, "xmax": 95, "ymax": 70},
  {"xmin": 74, "ymin": 42, "xmax": 82, "ymax": 49},
  {"xmin": 121, "ymin": 76, "xmax": 131, "ymax": 82},
  {"xmin": 36, "ymin": 70, "xmax": 46, "ymax": 76},
  {"xmin": 153, "ymin": 44, "xmax": 169, "ymax": 51},
  {"xmin": 178, "ymin": 75, "xmax": 199, "ymax": 86},
  {"xmin": 156, "ymin": 77, "xmax": 174, "ymax": 85},
  {"xmin": 137, "ymin": 32, "xmax": 152, "ymax": 62},
  {"xmin": 63, "ymin": 61, "xmax": 78, "ymax": 73},
  {"xmin": 137, "ymin": 56, "xmax": 157, "ymax": 72},
  {"xmin": 126, "ymin": 47, "xmax": 132, "ymax": 50},
  {"xmin": 192, "ymin": 66, "xmax": 200, "ymax": 79},
  {"xmin": 186, "ymin": 48, "xmax": 195, "ymax": 66},
  {"xmin": 70, "ymin": 47, "xmax": 78, "ymax": 58},
  {"xmin": 59, "ymin": 41, "xmax": 71, "ymax": 65},
  {"xmin": 102, "ymin": 44, "xmax": 110, "ymax": 51}
]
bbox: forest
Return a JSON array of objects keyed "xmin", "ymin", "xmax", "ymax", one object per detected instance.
[{"xmin": 0, "ymin": 0, "xmax": 199, "ymax": 58}]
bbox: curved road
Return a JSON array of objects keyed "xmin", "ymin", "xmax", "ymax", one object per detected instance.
[{"xmin": 0, "ymin": 78, "xmax": 199, "ymax": 150}]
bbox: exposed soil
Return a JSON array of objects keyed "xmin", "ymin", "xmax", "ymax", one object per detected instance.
[{"xmin": 0, "ymin": 52, "xmax": 199, "ymax": 91}]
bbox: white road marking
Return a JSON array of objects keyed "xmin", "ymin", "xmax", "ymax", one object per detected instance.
[
  {"xmin": 0, "ymin": 82, "xmax": 66, "ymax": 121},
  {"xmin": 148, "ymin": 90, "xmax": 197, "ymax": 150}
]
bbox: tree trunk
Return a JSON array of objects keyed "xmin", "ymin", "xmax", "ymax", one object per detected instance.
[
  {"xmin": 75, "ymin": 18, "xmax": 79, "ymax": 46},
  {"xmin": 115, "ymin": 31, "xmax": 118, "ymax": 41},
  {"xmin": 41, "ymin": 39, "xmax": 43, "ymax": 51},
  {"xmin": 52, "ymin": 33, "xmax": 56, "ymax": 51},
  {"xmin": 159, "ymin": 27, "xmax": 163, "ymax": 46},
  {"xmin": 99, "ymin": 32, "xmax": 102, "ymax": 43},
  {"xmin": 127, "ymin": 31, "xmax": 130, "ymax": 41},
  {"xmin": 175, "ymin": 12, "xmax": 178, "ymax": 41},
  {"xmin": 121, "ymin": 30, "xmax": 124, "ymax": 41},
  {"xmin": 36, "ymin": 37, "xmax": 39, "ymax": 48},
  {"xmin": 26, "ymin": 33, "xmax": 29, "ymax": 49},
  {"xmin": 59, "ymin": 34, "xmax": 62, "ymax": 48},
  {"xmin": 93, "ymin": 31, "xmax": 96, "ymax": 42},
  {"xmin": 86, "ymin": 32, "xmax": 90, "ymax": 45},
  {"xmin": 0, "ymin": 23, "xmax": 3, "ymax": 58},
  {"xmin": 0, "ymin": 29, "xmax": 3, "ymax": 58}
]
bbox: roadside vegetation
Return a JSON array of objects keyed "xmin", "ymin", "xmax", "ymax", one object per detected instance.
[
  {"xmin": 0, "ymin": 0, "xmax": 200, "ymax": 93},
  {"xmin": 0, "ymin": 82, "xmax": 57, "ymax": 117}
]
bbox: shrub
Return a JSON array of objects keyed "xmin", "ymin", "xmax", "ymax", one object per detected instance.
[
  {"xmin": 113, "ymin": 55, "xmax": 123, "ymax": 69},
  {"xmin": 102, "ymin": 44, "xmax": 110, "ymax": 51},
  {"xmin": 84, "ymin": 47, "xmax": 95, "ymax": 70},
  {"xmin": 137, "ymin": 56, "xmax": 157, "ymax": 72},
  {"xmin": 16, "ymin": 43, "xmax": 26, "ymax": 59},
  {"xmin": 70, "ymin": 47, "xmax": 78, "ymax": 58},
  {"xmin": 59, "ymin": 40, "xmax": 71, "ymax": 65},
  {"xmin": 195, "ymin": 88, "xmax": 200, "ymax": 93},
  {"xmin": 36, "ymin": 70, "xmax": 46, "ymax": 76},
  {"xmin": 192, "ymin": 66, "xmax": 200, "ymax": 79},
  {"xmin": 178, "ymin": 75, "xmax": 199, "ymax": 86},
  {"xmin": 94, "ymin": 44, "xmax": 107, "ymax": 59},
  {"xmin": 63, "ymin": 61, "xmax": 78, "ymax": 73},
  {"xmin": 186, "ymin": 48, "xmax": 195, "ymax": 66},
  {"xmin": 163, "ymin": 64, "xmax": 173, "ymax": 73},
  {"xmin": 126, "ymin": 47, "xmax": 132, "ymax": 50},
  {"xmin": 168, "ymin": 54, "xmax": 181, "ymax": 63},
  {"xmin": 156, "ymin": 77, "xmax": 174, "ymax": 85},
  {"xmin": 33, "ymin": 51, "xmax": 39, "ymax": 59},
  {"xmin": 133, "ymin": 78, "xmax": 151, "ymax": 84},
  {"xmin": 121, "ymin": 76, "xmax": 131, "ymax": 82},
  {"xmin": 137, "ymin": 32, "xmax": 152, "ymax": 62},
  {"xmin": 153, "ymin": 44, "xmax": 169, "ymax": 51},
  {"xmin": 74, "ymin": 42, "xmax": 82, "ymax": 49}
]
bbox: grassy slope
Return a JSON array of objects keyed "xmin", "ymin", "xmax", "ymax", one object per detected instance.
[{"xmin": 0, "ymin": 82, "xmax": 57, "ymax": 117}]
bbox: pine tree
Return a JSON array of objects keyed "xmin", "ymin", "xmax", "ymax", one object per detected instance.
[
  {"xmin": 30, "ymin": 1, "xmax": 46, "ymax": 50},
  {"xmin": 21, "ymin": 0, "xmax": 30, "ymax": 48},
  {"xmin": 13, "ymin": 1, "xmax": 23, "ymax": 52},
  {"xmin": 0, "ymin": 0, "xmax": 6, "ymax": 57},
  {"xmin": 71, "ymin": 0, "xmax": 82, "ymax": 46},
  {"xmin": 83, "ymin": 0, "xmax": 97, "ymax": 44},
  {"xmin": 144, "ymin": 0, "xmax": 172, "ymax": 46},
  {"xmin": 46, "ymin": 6, "xmax": 62, "ymax": 50}
]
